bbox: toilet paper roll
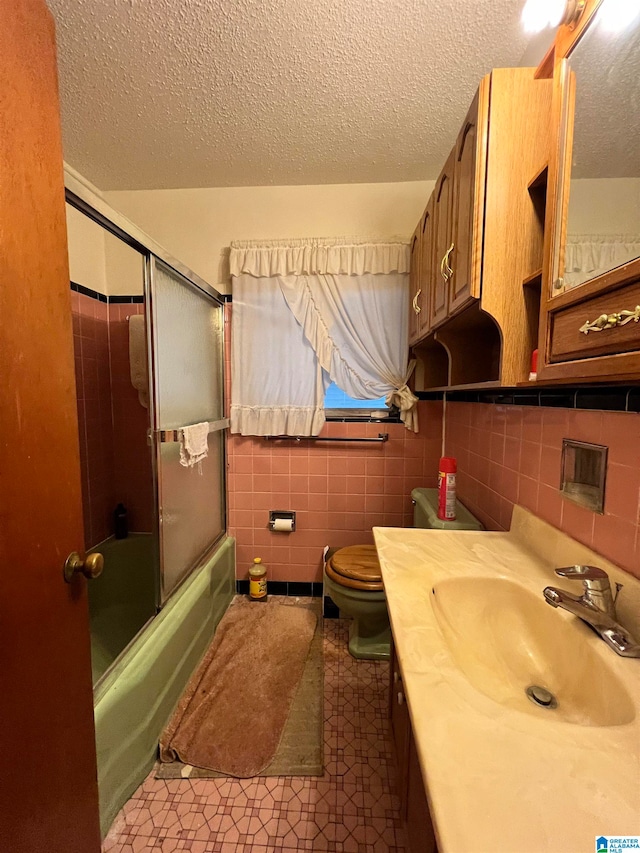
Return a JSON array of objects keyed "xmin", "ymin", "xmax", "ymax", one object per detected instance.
[{"xmin": 272, "ymin": 517, "xmax": 294, "ymax": 532}]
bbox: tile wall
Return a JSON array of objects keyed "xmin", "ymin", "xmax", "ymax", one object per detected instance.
[
  {"xmin": 71, "ymin": 290, "xmax": 153, "ymax": 549},
  {"xmin": 444, "ymin": 402, "xmax": 640, "ymax": 579},
  {"xmin": 109, "ymin": 303, "xmax": 155, "ymax": 536},
  {"xmin": 72, "ymin": 290, "xmax": 114, "ymax": 547},
  {"xmin": 227, "ymin": 402, "xmax": 443, "ymax": 583}
]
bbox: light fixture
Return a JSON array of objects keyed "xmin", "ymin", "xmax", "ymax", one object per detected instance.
[
  {"xmin": 521, "ymin": 0, "xmax": 586, "ymax": 33},
  {"xmin": 596, "ymin": 0, "xmax": 640, "ymax": 32}
]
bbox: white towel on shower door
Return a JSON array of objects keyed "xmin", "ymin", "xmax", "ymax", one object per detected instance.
[{"xmin": 180, "ymin": 422, "xmax": 209, "ymax": 468}]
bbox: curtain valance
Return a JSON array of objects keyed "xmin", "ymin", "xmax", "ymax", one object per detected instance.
[
  {"xmin": 230, "ymin": 237, "xmax": 410, "ymax": 278},
  {"xmin": 565, "ymin": 234, "xmax": 640, "ymax": 288}
]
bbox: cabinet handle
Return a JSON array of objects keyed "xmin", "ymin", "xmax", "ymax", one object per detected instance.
[
  {"xmin": 397, "ymin": 691, "xmax": 404, "ymax": 706},
  {"xmin": 440, "ymin": 253, "xmax": 448, "ymax": 282},
  {"xmin": 579, "ymin": 306, "xmax": 640, "ymax": 335},
  {"xmin": 440, "ymin": 244, "xmax": 454, "ymax": 282},
  {"xmin": 393, "ymin": 670, "xmax": 402, "ymax": 684},
  {"xmin": 444, "ymin": 243, "xmax": 454, "ymax": 279},
  {"xmin": 412, "ymin": 289, "xmax": 422, "ymax": 314}
]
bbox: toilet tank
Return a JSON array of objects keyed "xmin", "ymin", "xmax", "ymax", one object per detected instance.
[{"xmin": 411, "ymin": 488, "xmax": 484, "ymax": 530}]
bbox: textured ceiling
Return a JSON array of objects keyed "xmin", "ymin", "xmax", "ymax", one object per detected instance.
[{"xmin": 47, "ymin": 0, "xmax": 532, "ymax": 190}]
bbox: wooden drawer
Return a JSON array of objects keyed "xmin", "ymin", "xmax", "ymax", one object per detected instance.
[{"xmin": 549, "ymin": 278, "xmax": 640, "ymax": 362}]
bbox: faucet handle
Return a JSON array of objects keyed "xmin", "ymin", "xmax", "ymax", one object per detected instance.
[{"xmin": 555, "ymin": 565, "xmax": 609, "ymax": 581}]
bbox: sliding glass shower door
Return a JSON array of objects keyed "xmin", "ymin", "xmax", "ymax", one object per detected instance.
[{"xmin": 149, "ymin": 258, "xmax": 226, "ymax": 601}]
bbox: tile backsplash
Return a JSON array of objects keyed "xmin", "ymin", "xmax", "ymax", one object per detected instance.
[{"xmin": 444, "ymin": 402, "xmax": 640, "ymax": 579}]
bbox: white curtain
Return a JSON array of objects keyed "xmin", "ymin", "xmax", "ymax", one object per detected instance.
[
  {"xmin": 230, "ymin": 238, "xmax": 417, "ymax": 436},
  {"xmin": 565, "ymin": 234, "xmax": 640, "ymax": 289},
  {"xmin": 230, "ymin": 273, "xmax": 327, "ymax": 436}
]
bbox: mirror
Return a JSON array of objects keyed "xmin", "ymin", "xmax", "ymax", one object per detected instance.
[{"xmin": 558, "ymin": 11, "xmax": 640, "ymax": 291}]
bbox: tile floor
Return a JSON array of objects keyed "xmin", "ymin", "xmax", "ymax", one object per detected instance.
[{"xmin": 103, "ymin": 618, "xmax": 406, "ymax": 852}]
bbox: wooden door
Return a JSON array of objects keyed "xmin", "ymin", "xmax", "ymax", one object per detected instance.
[
  {"xmin": 418, "ymin": 196, "xmax": 435, "ymax": 338},
  {"xmin": 449, "ymin": 82, "xmax": 488, "ymax": 316},
  {"xmin": 430, "ymin": 149, "xmax": 455, "ymax": 329},
  {"xmin": 0, "ymin": 2, "xmax": 102, "ymax": 851},
  {"xmin": 408, "ymin": 223, "xmax": 423, "ymax": 346}
]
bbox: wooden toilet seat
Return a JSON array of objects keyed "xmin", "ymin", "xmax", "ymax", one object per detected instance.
[{"xmin": 326, "ymin": 545, "xmax": 384, "ymax": 591}]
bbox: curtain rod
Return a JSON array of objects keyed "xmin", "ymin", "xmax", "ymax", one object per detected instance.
[{"xmin": 264, "ymin": 433, "xmax": 388, "ymax": 444}]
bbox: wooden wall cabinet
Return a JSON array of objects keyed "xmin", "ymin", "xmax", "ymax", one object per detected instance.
[
  {"xmin": 430, "ymin": 149, "xmax": 455, "ymax": 330},
  {"xmin": 390, "ymin": 644, "xmax": 438, "ymax": 853},
  {"xmin": 409, "ymin": 223, "xmax": 423, "ymax": 346},
  {"xmin": 409, "ymin": 68, "xmax": 553, "ymax": 390},
  {"xmin": 449, "ymin": 88, "xmax": 485, "ymax": 316},
  {"xmin": 419, "ymin": 199, "xmax": 435, "ymax": 340},
  {"xmin": 409, "ymin": 203, "xmax": 434, "ymax": 346}
]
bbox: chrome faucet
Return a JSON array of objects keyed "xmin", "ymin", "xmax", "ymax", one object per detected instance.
[{"xmin": 543, "ymin": 565, "xmax": 640, "ymax": 658}]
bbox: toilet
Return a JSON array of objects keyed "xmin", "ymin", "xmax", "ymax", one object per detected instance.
[
  {"xmin": 324, "ymin": 488, "xmax": 484, "ymax": 661},
  {"xmin": 324, "ymin": 545, "xmax": 389, "ymax": 661}
]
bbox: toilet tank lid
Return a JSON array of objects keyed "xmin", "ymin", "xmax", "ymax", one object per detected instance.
[{"xmin": 411, "ymin": 488, "xmax": 484, "ymax": 530}]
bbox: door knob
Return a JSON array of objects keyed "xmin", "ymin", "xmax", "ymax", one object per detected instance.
[{"xmin": 63, "ymin": 551, "xmax": 104, "ymax": 583}]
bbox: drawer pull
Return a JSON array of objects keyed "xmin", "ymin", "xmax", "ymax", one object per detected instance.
[
  {"xmin": 397, "ymin": 691, "xmax": 404, "ymax": 706},
  {"xmin": 579, "ymin": 305, "xmax": 640, "ymax": 335},
  {"xmin": 412, "ymin": 289, "xmax": 422, "ymax": 314}
]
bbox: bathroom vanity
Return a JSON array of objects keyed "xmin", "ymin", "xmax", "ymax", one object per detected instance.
[{"xmin": 375, "ymin": 507, "xmax": 640, "ymax": 853}]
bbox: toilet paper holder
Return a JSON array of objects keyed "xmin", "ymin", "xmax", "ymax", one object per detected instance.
[{"xmin": 269, "ymin": 510, "xmax": 296, "ymax": 532}]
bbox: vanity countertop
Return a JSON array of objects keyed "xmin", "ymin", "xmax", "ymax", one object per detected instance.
[{"xmin": 374, "ymin": 506, "xmax": 640, "ymax": 853}]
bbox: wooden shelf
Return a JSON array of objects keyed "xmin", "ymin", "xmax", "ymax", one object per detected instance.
[
  {"xmin": 412, "ymin": 304, "xmax": 502, "ymax": 391},
  {"xmin": 411, "ymin": 336, "xmax": 449, "ymax": 389},
  {"xmin": 418, "ymin": 380, "xmax": 504, "ymax": 392},
  {"xmin": 523, "ymin": 268, "xmax": 543, "ymax": 288}
]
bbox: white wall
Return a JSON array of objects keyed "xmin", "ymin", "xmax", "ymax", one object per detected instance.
[
  {"xmin": 104, "ymin": 233, "xmax": 145, "ymax": 296},
  {"xmin": 105, "ymin": 181, "xmax": 434, "ymax": 293},
  {"xmin": 65, "ymin": 201, "xmax": 145, "ymax": 296},
  {"xmin": 567, "ymin": 178, "xmax": 640, "ymax": 235},
  {"xmin": 66, "ymin": 203, "xmax": 108, "ymax": 294}
]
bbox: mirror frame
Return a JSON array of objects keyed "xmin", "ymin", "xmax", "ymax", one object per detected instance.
[
  {"xmin": 536, "ymin": 0, "xmax": 604, "ymax": 80},
  {"xmin": 535, "ymin": 0, "xmax": 640, "ymax": 384},
  {"xmin": 538, "ymin": 0, "xmax": 606, "ymax": 305}
]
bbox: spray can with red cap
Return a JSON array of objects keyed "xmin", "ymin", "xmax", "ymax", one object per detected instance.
[{"xmin": 437, "ymin": 456, "xmax": 457, "ymax": 521}]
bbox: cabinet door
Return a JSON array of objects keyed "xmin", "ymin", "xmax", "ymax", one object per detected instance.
[
  {"xmin": 449, "ymin": 84, "xmax": 486, "ymax": 316},
  {"xmin": 406, "ymin": 730, "xmax": 437, "ymax": 853},
  {"xmin": 418, "ymin": 196, "xmax": 435, "ymax": 338},
  {"xmin": 430, "ymin": 148, "xmax": 456, "ymax": 329},
  {"xmin": 390, "ymin": 646, "xmax": 411, "ymax": 819},
  {"xmin": 408, "ymin": 223, "xmax": 423, "ymax": 346}
]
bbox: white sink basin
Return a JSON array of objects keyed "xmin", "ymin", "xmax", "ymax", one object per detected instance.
[{"xmin": 430, "ymin": 576, "xmax": 635, "ymax": 726}]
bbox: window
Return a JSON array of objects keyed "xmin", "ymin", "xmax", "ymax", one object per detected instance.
[{"xmin": 324, "ymin": 381, "xmax": 397, "ymax": 420}]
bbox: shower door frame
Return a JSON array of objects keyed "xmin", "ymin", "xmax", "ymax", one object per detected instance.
[{"xmin": 65, "ymin": 169, "xmax": 228, "ymax": 617}]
